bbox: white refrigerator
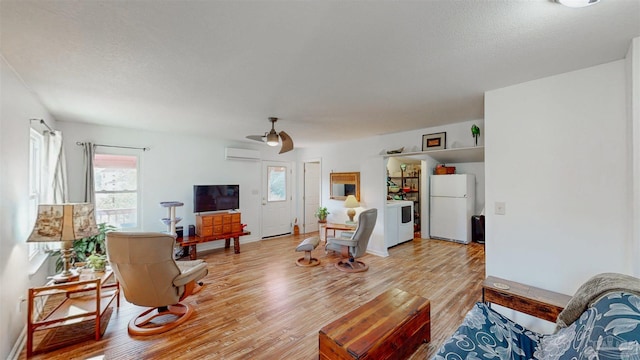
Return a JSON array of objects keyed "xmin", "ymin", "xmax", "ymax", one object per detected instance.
[{"xmin": 429, "ymin": 174, "xmax": 475, "ymax": 244}]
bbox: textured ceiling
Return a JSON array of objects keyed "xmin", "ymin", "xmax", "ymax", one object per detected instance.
[{"xmin": 1, "ymin": 1, "xmax": 639, "ymax": 148}]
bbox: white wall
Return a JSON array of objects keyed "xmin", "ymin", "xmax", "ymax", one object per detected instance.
[
  {"xmin": 58, "ymin": 122, "xmax": 297, "ymax": 251},
  {"xmin": 297, "ymin": 119, "xmax": 485, "ymax": 256},
  {"xmin": 485, "ymin": 60, "xmax": 631, "ymax": 332},
  {"xmin": 0, "ymin": 56, "xmax": 57, "ymax": 359},
  {"xmin": 628, "ymin": 37, "xmax": 640, "ymax": 277}
]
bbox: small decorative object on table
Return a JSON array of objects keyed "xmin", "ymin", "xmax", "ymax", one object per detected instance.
[
  {"xmin": 471, "ymin": 124, "xmax": 480, "ymax": 146},
  {"xmin": 315, "ymin": 207, "xmax": 329, "ymax": 223},
  {"xmin": 86, "ymin": 252, "xmax": 108, "ymax": 272},
  {"xmin": 422, "ymin": 132, "xmax": 446, "ymax": 151}
]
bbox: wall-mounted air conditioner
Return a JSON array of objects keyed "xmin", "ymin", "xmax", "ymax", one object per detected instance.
[{"xmin": 225, "ymin": 147, "xmax": 261, "ymax": 161}]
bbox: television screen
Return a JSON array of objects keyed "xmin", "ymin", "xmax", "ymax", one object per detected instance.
[{"xmin": 193, "ymin": 185, "xmax": 239, "ymax": 213}]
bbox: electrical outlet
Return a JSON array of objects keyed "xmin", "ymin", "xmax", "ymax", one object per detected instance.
[{"xmin": 495, "ymin": 202, "xmax": 506, "ymax": 215}]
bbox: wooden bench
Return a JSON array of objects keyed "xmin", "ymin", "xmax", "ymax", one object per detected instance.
[
  {"xmin": 319, "ymin": 288, "xmax": 430, "ymax": 360},
  {"xmin": 177, "ymin": 231, "xmax": 250, "ymax": 259}
]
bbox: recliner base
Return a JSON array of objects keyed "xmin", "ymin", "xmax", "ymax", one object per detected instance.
[
  {"xmin": 128, "ymin": 303, "xmax": 193, "ymax": 336},
  {"xmin": 335, "ymin": 259, "xmax": 369, "ymax": 273}
]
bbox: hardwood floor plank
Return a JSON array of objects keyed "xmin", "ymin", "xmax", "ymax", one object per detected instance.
[{"xmin": 20, "ymin": 234, "xmax": 484, "ymax": 360}]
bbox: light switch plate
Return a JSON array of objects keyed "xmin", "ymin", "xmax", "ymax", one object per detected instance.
[{"xmin": 495, "ymin": 202, "xmax": 506, "ymax": 215}]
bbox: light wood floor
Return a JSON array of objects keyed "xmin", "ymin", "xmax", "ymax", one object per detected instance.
[{"xmin": 21, "ymin": 233, "xmax": 485, "ymax": 360}]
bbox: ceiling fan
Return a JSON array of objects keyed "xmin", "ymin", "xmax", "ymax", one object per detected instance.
[{"xmin": 246, "ymin": 117, "xmax": 294, "ymax": 154}]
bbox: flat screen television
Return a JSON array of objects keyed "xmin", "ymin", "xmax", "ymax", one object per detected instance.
[{"xmin": 193, "ymin": 185, "xmax": 239, "ymax": 213}]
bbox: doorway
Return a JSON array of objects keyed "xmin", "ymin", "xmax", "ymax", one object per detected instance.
[
  {"xmin": 261, "ymin": 160, "xmax": 292, "ymax": 238},
  {"xmin": 303, "ymin": 161, "xmax": 321, "ymax": 234}
]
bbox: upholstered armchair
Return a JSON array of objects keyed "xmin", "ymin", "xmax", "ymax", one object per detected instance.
[
  {"xmin": 433, "ymin": 273, "xmax": 640, "ymax": 360},
  {"xmin": 106, "ymin": 232, "xmax": 208, "ymax": 335},
  {"xmin": 326, "ymin": 208, "xmax": 377, "ymax": 272}
]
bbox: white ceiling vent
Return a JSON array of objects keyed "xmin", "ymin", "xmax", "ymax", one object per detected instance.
[{"xmin": 225, "ymin": 147, "xmax": 261, "ymax": 161}]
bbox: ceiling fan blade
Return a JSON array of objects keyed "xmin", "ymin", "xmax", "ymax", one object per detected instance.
[
  {"xmin": 246, "ymin": 135, "xmax": 265, "ymax": 142},
  {"xmin": 278, "ymin": 131, "xmax": 294, "ymax": 154}
]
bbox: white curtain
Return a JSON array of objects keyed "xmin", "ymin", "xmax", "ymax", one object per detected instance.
[
  {"xmin": 82, "ymin": 142, "xmax": 96, "ymax": 204},
  {"xmin": 42, "ymin": 130, "xmax": 68, "ymax": 203}
]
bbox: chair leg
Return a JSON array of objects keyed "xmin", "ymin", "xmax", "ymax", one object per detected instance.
[{"xmin": 128, "ymin": 303, "xmax": 194, "ymax": 336}]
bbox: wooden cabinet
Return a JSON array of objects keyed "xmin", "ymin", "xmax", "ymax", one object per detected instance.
[{"xmin": 196, "ymin": 212, "xmax": 241, "ymax": 237}]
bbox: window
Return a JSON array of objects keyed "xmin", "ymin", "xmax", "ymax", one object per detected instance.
[
  {"xmin": 94, "ymin": 153, "xmax": 139, "ymax": 229},
  {"xmin": 28, "ymin": 129, "xmax": 44, "ymax": 258},
  {"xmin": 267, "ymin": 165, "xmax": 287, "ymax": 202}
]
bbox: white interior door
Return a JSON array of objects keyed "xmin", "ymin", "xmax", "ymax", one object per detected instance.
[
  {"xmin": 304, "ymin": 161, "xmax": 320, "ymax": 234},
  {"xmin": 262, "ymin": 161, "xmax": 292, "ymax": 238}
]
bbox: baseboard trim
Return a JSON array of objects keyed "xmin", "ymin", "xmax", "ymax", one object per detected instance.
[
  {"xmin": 366, "ymin": 248, "xmax": 389, "ymax": 257},
  {"xmin": 8, "ymin": 326, "xmax": 26, "ymax": 360}
]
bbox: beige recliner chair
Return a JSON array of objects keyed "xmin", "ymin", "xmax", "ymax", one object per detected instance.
[
  {"xmin": 326, "ymin": 208, "xmax": 377, "ymax": 272},
  {"xmin": 106, "ymin": 232, "xmax": 208, "ymax": 335}
]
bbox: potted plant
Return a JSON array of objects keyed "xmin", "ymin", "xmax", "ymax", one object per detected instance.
[
  {"xmin": 86, "ymin": 252, "xmax": 108, "ymax": 272},
  {"xmin": 315, "ymin": 207, "xmax": 330, "ymax": 223},
  {"xmin": 54, "ymin": 223, "xmax": 117, "ymax": 272}
]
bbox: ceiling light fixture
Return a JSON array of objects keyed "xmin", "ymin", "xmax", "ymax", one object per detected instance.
[
  {"xmin": 266, "ymin": 130, "xmax": 279, "ymax": 146},
  {"xmin": 555, "ymin": 0, "xmax": 600, "ymax": 8},
  {"xmin": 246, "ymin": 117, "xmax": 294, "ymax": 153}
]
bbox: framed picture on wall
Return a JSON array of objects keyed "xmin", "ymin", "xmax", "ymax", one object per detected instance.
[{"xmin": 422, "ymin": 132, "xmax": 446, "ymax": 151}]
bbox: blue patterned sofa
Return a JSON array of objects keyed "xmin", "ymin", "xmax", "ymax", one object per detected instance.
[{"xmin": 433, "ymin": 274, "xmax": 640, "ymax": 359}]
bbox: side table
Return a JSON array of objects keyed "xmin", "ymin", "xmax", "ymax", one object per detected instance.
[
  {"xmin": 27, "ymin": 268, "xmax": 120, "ymax": 357},
  {"xmin": 482, "ymin": 276, "xmax": 572, "ymax": 322},
  {"xmin": 324, "ymin": 222, "xmax": 356, "ymax": 243}
]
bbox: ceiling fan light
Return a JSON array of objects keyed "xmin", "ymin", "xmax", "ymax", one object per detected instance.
[
  {"xmin": 266, "ymin": 133, "xmax": 279, "ymax": 146},
  {"xmin": 555, "ymin": 0, "xmax": 600, "ymax": 8}
]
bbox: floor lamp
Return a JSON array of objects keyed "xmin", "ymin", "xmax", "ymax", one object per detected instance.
[{"xmin": 28, "ymin": 203, "xmax": 99, "ymax": 283}]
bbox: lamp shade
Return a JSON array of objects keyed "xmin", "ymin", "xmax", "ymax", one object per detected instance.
[
  {"xmin": 28, "ymin": 203, "xmax": 99, "ymax": 242},
  {"xmin": 344, "ymin": 195, "xmax": 359, "ymax": 208}
]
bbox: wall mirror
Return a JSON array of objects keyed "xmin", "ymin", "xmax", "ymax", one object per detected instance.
[{"xmin": 330, "ymin": 172, "xmax": 360, "ymax": 201}]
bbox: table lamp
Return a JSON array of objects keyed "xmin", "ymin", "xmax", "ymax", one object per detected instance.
[
  {"xmin": 28, "ymin": 203, "xmax": 99, "ymax": 283},
  {"xmin": 344, "ymin": 195, "xmax": 359, "ymax": 224}
]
